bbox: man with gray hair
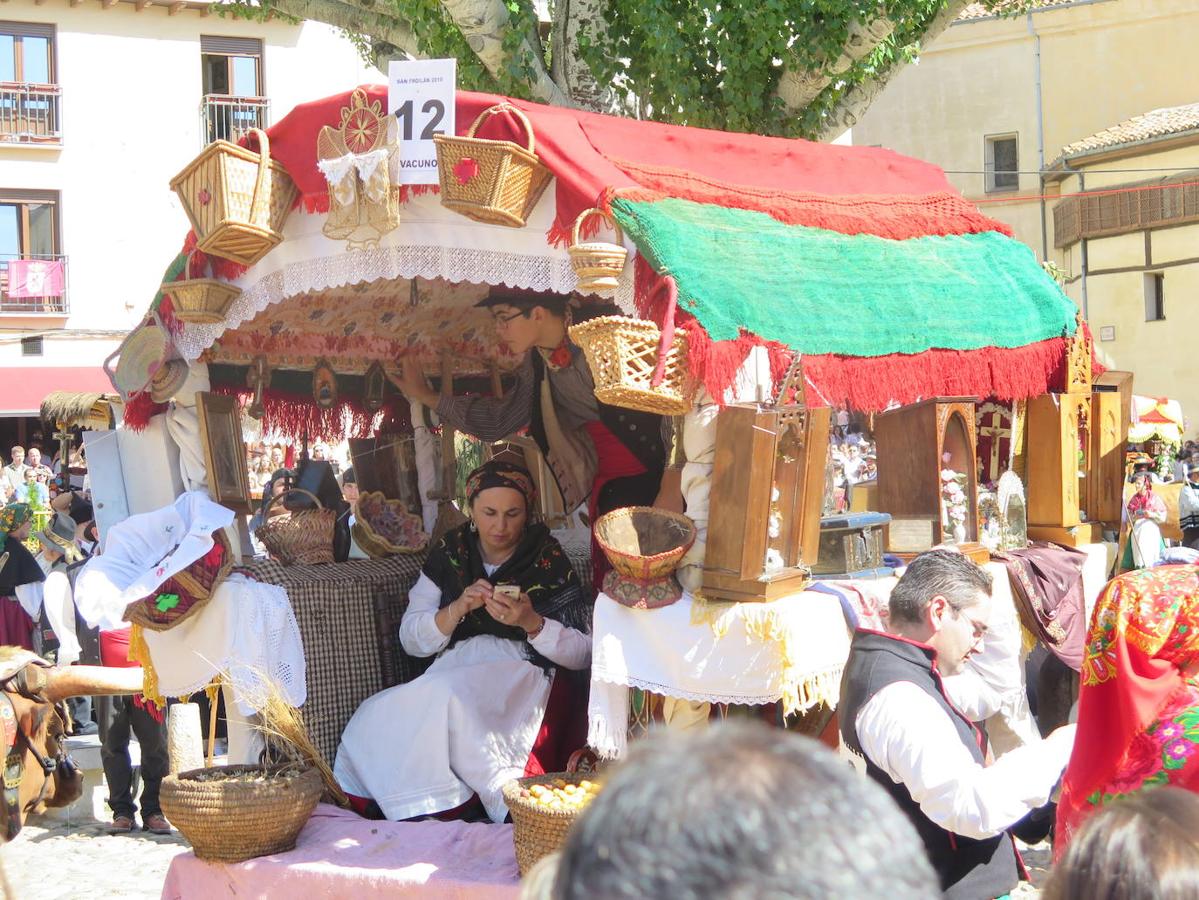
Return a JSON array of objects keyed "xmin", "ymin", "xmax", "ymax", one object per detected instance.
[
  {"xmin": 839, "ymin": 550, "xmax": 1076, "ymax": 899},
  {"xmin": 550, "ymin": 720, "xmax": 939, "ymax": 899}
]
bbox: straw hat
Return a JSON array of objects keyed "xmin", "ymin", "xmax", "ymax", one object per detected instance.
[
  {"xmin": 149, "ymin": 358, "xmax": 190, "ymax": 403},
  {"xmin": 113, "ymin": 324, "xmax": 169, "ymax": 397}
]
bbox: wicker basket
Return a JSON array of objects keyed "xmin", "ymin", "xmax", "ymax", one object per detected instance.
[
  {"xmin": 163, "ymin": 250, "xmax": 242, "ymax": 325},
  {"xmin": 595, "ymin": 506, "xmax": 696, "ymax": 609},
  {"xmin": 124, "ymin": 530, "xmax": 234, "ymax": 631},
  {"xmin": 503, "ymin": 772, "xmax": 598, "ymax": 876},
  {"xmin": 568, "ymin": 315, "xmax": 693, "ymax": 415},
  {"xmin": 254, "ymin": 488, "xmax": 336, "ymax": 566},
  {"xmin": 433, "ymin": 104, "xmax": 552, "ymax": 228},
  {"xmin": 170, "ymin": 127, "xmax": 298, "ymax": 267},
  {"xmin": 568, "ymin": 208, "xmax": 627, "ymax": 293},
  {"xmin": 352, "ymin": 491, "xmax": 429, "ymax": 558},
  {"xmin": 160, "ymin": 765, "xmax": 322, "ymax": 863}
]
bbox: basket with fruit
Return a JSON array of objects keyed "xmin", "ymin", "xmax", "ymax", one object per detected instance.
[{"xmin": 502, "ymin": 773, "xmax": 602, "ymax": 875}]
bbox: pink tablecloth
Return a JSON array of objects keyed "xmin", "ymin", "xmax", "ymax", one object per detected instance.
[{"xmin": 161, "ymin": 804, "xmax": 521, "ymax": 899}]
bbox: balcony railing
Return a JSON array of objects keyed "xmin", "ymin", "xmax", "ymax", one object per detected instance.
[
  {"xmin": 200, "ymin": 94, "xmax": 269, "ymax": 146},
  {"xmin": 0, "ymin": 83, "xmax": 62, "ymax": 145},
  {"xmin": 0, "ymin": 254, "xmax": 68, "ymax": 314}
]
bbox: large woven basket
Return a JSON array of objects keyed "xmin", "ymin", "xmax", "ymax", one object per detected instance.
[
  {"xmin": 569, "ymin": 315, "xmax": 693, "ymax": 415},
  {"xmin": 254, "ymin": 488, "xmax": 336, "ymax": 565},
  {"xmin": 351, "ymin": 491, "xmax": 428, "ymax": 558},
  {"xmin": 160, "ymin": 764, "xmax": 322, "ymax": 863},
  {"xmin": 124, "ymin": 530, "xmax": 234, "ymax": 631},
  {"xmin": 503, "ymin": 772, "xmax": 597, "ymax": 876},
  {"xmin": 433, "ymin": 104, "xmax": 552, "ymax": 228},
  {"xmin": 568, "ymin": 208, "xmax": 627, "ymax": 293},
  {"xmin": 170, "ymin": 128, "xmax": 298, "ymax": 267},
  {"xmin": 163, "ymin": 250, "xmax": 242, "ymax": 325},
  {"xmin": 595, "ymin": 506, "xmax": 696, "ymax": 581}
]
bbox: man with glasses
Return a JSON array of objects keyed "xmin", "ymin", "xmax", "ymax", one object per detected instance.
[
  {"xmin": 839, "ymin": 550, "xmax": 1077, "ymax": 899},
  {"xmin": 391, "ymin": 289, "xmax": 680, "ymax": 593}
]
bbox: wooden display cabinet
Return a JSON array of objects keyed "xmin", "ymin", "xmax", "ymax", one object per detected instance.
[
  {"xmin": 873, "ymin": 397, "xmax": 982, "ymax": 556},
  {"xmin": 702, "ymin": 398, "xmax": 831, "ymax": 602},
  {"xmin": 1088, "ymin": 370, "xmax": 1133, "ymax": 528}
]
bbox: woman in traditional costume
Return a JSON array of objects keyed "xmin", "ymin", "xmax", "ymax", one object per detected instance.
[
  {"xmin": 335, "ymin": 460, "xmax": 591, "ymax": 822},
  {"xmin": 0, "ymin": 503, "xmax": 45, "ymax": 649},
  {"xmin": 1122, "ymin": 473, "xmax": 1167, "ymax": 570},
  {"xmin": 1056, "ymin": 566, "xmax": 1199, "ymax": 857}
]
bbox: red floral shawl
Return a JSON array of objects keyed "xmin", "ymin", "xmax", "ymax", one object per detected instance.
[{"xmin": 1056, "ymin": 565, "xmax": 1199, "ymax": 856}]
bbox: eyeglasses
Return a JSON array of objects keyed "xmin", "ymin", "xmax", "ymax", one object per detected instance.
[
  {"xmin": 492, "ymin": 310, "xmax": 529, "ymax": 328},
  {"xmin": 954, "ymin": 607, "xmax": 989, "ymax": 640}
]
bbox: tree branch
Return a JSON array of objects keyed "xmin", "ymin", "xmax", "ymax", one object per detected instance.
[
  {"xmin": 269, "ymin": 0, "xmax": 420, "ymax": 57},
  {"xmin": 550, "ymin": 0, "xmax": 619, "ymax": 113},
  {"xmin": 813, "ymin": 0, "xmax": 974, "ymax": 141},
  {"xmin": 437, "ymin": 0, "xmax": 572, "ymax": 106},
  {"xmin": 776, "ymin": 10, "xmax": 895, "ymax": 114}
]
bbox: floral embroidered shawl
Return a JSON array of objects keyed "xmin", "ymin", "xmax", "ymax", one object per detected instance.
[{"xmin": 1057, "ymin": 565, "xmax": 1199, "ymax": 856}]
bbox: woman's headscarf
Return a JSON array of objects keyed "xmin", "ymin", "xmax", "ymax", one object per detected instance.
[
  {"xmin": 0, "ymin": 503, "xmax": 32, "ymax": 550},
  {"xmin": 1057, "ymin": 565, "xmax": 1199, "ymax": 855},
  {"xmin": 423, "ymin": 460, "xmax": 587, "ymax": 670}
]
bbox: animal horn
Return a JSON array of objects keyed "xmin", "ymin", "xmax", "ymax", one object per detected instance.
[{"xmin": 42, "ymin": 666, "xmax": 145, "ymax": 702}]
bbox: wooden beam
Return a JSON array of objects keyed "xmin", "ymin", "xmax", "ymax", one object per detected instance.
[
  {"xmin": 168, "ymin": 0, "xmax": 186, "ymax": 13},
  {"xmin": 135, "ymin": 0, "xmax": 151, "ymax": 9}
]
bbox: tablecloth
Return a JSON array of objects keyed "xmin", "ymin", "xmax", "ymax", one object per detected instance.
[
  {"xmin": 587, "ymin": 588, "xmax": 851, "ymax": 758},
  {"xmin": 160, "ymin": 804, "xmax": 520, "ymax": 900}
]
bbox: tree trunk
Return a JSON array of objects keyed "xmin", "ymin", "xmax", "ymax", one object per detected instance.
[
  {"xmin": 777, "ymin": 11, "xmax": 896, "ymax": 115},
  {"xmin": 270, "ymin": 0, "xmax": 420, "ymax": 57},
  {"xmin": 550, "ymin": 0, "xmax": 621, "ymax": 113}
]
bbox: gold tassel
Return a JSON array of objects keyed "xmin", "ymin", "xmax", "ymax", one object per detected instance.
[{"xmin": 127, "ymin": 624, "xmax": 167, "ymax": 709}]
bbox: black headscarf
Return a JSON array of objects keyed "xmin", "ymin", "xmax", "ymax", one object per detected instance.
[{"xmin": 422, "ymin": 460, "xmax": 589, "ymax": 670}]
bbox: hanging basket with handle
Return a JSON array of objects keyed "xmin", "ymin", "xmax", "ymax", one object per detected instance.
[
  {"xmin": 433, "ymin": 103, "xmax": 552, "ymax": 228},
  {"xmin": 162, "ymin": 249, "xmax": 242, "ymax": 325},
  {"xmin": 170, "ymin": 127, "xmax": 298, "ymax": 267},
  {"xmin": 568, "ymin": 208, "xmax": 627, "ymax": 294},
  {"xmin": 569, "ymin": 315, "xmax": 693, "ymax": 416},
  {"xmin": 254, "ymin": 488, "xmax": 336, "ymax": 566}
]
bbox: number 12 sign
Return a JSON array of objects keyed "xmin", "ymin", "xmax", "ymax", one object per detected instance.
[{"xmin": 388, "ymin": 58, "xmax": 457, "ymax": 186}]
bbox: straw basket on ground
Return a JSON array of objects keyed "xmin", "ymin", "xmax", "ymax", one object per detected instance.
[
  {"xmin": 594, "ymin": 506, "xmax": 696, "ymax": 609},
  {"xmin": 254, "ymin": 488, "xmax": 336, "ymax": 565},
  {"xmin": 568, "ymin": 315, "xmax": 693, "ymax": 416},
  {"xmin": 162, "ymin": 251, "xmax": 242, "ymax": 325},
  {"xmin": 503, "ymin": 772, "xmax": 601, "ymax": 876},
  {"xmin": 433, "ymin": 103, "xmax": 552, "ymax": 228},
  {"xmin": 568, "ymin": 208, "xmax": 627, "ymax": 293},
  {"xmin": 160, "ymin": 764, "xmax": 322, "ymax": 863},
  {"xmin": 171, "ymin": 127, "xmax": 298, "ymax": 267}
]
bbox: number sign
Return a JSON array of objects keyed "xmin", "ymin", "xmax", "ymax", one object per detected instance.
[{"xmin": 388, "ymin": 59, "xmax": 457, "ymax": 186}]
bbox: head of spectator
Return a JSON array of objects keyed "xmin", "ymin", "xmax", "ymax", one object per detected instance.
[
  {"xmin": 887, "ymin": 549, "xmax": 993, "ymax": 677},
  {"xmin": 550, "ymin": 721, "xmax": 938, "ymax": 900},
  {"xmin": 270, "ymin": 444, "xmax": 285, "ymax": 467},
  {"xmin": 9, "ymin": 445, "xmax": 24, "ymax": 467},
  {"xmin": 311, "ymin": 442, "xmax": 328, "ymax": 461},
  {"xmin": 1044, "ymin": 787, "xmax": 1199, "ymax": 900},
  {"xmin": 27, "ymin": 447, "xmax": 42, "ymax": 469},
  {"xmin": 342, "ymin": 467, "xmax": 358, "ymax": 504}
]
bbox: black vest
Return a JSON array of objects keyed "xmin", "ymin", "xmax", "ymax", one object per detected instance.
[{"xmin": 839, "ymin": 630, "xmax": 1018, "ymax": 900}]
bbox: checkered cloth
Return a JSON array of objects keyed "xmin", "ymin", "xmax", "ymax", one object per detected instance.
[
  {"xmin": 236, "ymin": 554, "xmax": 425, "ymax": 766},
  {"xmin": 238, "ymin": 538, "xmax": 593, "ymax": 767}
]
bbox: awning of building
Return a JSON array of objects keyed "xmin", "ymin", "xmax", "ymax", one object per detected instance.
[{"xmin": 0, "ymin": 367, "xmax": 113, "ymax": 417}]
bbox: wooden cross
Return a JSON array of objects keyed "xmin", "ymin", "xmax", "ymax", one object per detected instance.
[{"xmin": 53, "ymin": 423, "xmax": 74, "ymax": 473}]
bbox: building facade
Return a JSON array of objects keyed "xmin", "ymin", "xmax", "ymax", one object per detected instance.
[
  {"xmin": 0, "ymin": 0, "xmax": 380, "ymax": 449},
  {"xmin": 853, "ymin": 0, "xmax": 1199, "ymax": 435}
]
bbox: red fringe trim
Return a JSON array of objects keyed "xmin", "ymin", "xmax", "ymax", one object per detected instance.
[
  {"xmin": 548, "ymin": 187, "xmax": 621, "ymax": 247},
  {"xmin": 179, "ymin": 231, "xmax": 248, "ymax": 282},
  {"xmin": 122, "ymin": 393, "xmax": 169, "ymax": 432},
  {"xmin": 611, "ymin": 175, "xmax": 1012, "ymax": 241},
  {"xmin": 212, "ymin": 385, "xmax": 400, "ymax": 442},
  {"xmin": 301, "ymin": 184, "xmax": 440, "ymax": 215}
]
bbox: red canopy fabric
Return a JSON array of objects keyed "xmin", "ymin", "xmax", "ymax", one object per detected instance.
[{"xmin": 0, "ymin": 367, "xmax": 112, "ymax": 416}]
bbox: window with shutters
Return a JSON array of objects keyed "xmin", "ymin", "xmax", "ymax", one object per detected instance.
[
  {"xmin": 199, "ymin": 36, "xmax": 267, "ymax": 145},
  {"xmin": 985, "ymin": 134, "xmax": 1019, "ymax": 193},
  {"xmin": 0, "ymin": 22, "xmax": 61, "ymax": 145},
  {"xmin": 0, "ymin": 189, "xmax": 67, "ymax": 314}
]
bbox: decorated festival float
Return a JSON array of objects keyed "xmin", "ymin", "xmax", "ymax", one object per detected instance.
[{"xmin": 68, "ymin": 74, "xmax": 1128, "ymax": 893}]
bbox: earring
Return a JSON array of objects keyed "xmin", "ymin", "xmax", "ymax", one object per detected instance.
[{"xmin": 469, "ymin": 519, "xmax": 477, "ymax": 533}]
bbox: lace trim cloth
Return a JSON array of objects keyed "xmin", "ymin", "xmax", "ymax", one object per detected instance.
[{"xmin": 173, "ymin": 193, "xmax": 638, "ymax": 362}]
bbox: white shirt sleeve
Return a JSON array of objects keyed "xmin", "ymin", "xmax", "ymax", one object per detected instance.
[
  {"xmin": 399, "ymin": 573, "xmax": 453, "ymax": 658},
  {"xmin": 855, "ymin": 681, "xmax": 1075, "ymax": 840},
  {"xmin": 42, "ymin": 572, "xmax": 82, "ymax": 665},
  {"xmin": 528, "ymin": 617, "xmax": 591, "ymax": 670},
  {"xmin": 14, "ymin": 580, "xmax": 44, "ymax": 619}
]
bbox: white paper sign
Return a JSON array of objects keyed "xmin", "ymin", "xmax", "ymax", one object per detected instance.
[{"xmin": 388, "ymin": 58, "xmax": 457, "ymax": 186}]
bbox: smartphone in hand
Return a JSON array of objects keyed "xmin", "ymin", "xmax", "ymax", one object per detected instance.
[{"xmin": 493, "ymin": 584, "xmax": 520, "ymax": 601}]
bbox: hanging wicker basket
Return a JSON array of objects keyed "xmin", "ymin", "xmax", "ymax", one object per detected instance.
[
  {"xmin": 160, "ymin": 764, "xmax": 322, "ymax": 863},
  {"xmin": 170, "ymin": 127, "xmax": 298, "ymax": 267},
  {"xmin": 568, "ymin": 208, "xmax": 627, "ymax": 294},
  {"xmin": 163, "ymin": 250, "xmax": 242, "ymax": 325},
  {"xmin": 569, "ymin": 315, "xmax": 693, "ymax": 416},
  {"xmin": 254, "ymin": 488, "xmax": 336, "ymax": 566},
  {"xmin": 433, "ymin": 103, "xmax": 552, "ymax": 228}
]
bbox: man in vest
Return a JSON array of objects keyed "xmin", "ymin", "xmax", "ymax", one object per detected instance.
[
  {"xmin": 840, "ymin": 550, "xmax": 1076, "ymax": 899},
  {"xmin": 392, "ymin": 289, "xmax": 681, "ymax": 591}
]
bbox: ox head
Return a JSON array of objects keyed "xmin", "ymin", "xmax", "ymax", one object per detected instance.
[{"xmin": 0, "ymin": 648, "xmax": 144, "ymax": 841}]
